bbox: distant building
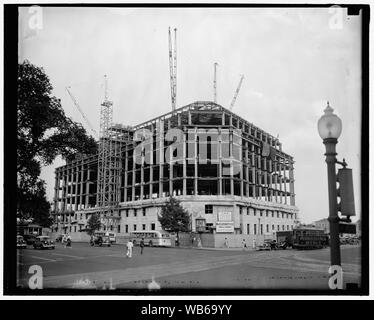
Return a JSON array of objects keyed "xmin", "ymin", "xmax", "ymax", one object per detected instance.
[
  {"xmin": 17, "ymin": 222, "xmax": 42, "ymax": 236},
  {"xmin": 313, "ymin": 218, "xmax": 329, "ymax": 234},
  {"xmin": 313, "ymin": 217, "xmax": 361, "ymax": 236}
]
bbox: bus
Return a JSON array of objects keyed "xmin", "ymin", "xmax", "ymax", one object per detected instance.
[
  {"xmin": 292, "ymin": 227, "xmax": 328, "ymax": 250},
  {"xmin": 129, "ymin": 231, "xmax": 171, "ymax": 247},
  {"xmin": 276, "ymin": 228, "xmax": 329, "ymax": 250},
  {"xmin": 94, "ymin": 231, "xmax": 116, "ymax": 243}
]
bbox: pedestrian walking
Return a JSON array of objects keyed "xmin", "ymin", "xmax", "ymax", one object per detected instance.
[
  {"xmin": 242, "ymin": 239, "xmax": 247, "ymax": 250},
  {"xmin": 197, "ymin": 237, "xmax": 202, "ymax": 248},
  {"xmin": 252, "ymin": 238, "xmax": 256, "ymax": 250},
  {"xmin": 224, "ymin": 237, "xmax": 229, "ymax": 248},
  {"xmin": 66, "ymin": 234, "xmax": 72, "ymax": 248},
  {"xmin": 62, "ymin": 234, "xmax": 67, "ymax": 248},
  {"xmin": 126, "ymin": 240, "xmax": 133, "ymax": 258},
  {"xmin": 140, "ymin": 237, "xmax": 145, "ymax": 255}
]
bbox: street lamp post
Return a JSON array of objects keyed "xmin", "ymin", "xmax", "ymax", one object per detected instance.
[{"xmin": 318, "ymin": 102, "xmax": 342, "ymax": 267}]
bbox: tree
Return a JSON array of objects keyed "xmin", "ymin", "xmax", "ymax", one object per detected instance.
[
  {"xmin": 86, "ymin": 213, "xmax": 102, "ymax": 236},
  {"xmin": 158, "ymin": 197, "xmax": 190, "ymax": 243},
  {"xmin": 17, "ymin": 60, "xmax": 98, "ymax": 226}
]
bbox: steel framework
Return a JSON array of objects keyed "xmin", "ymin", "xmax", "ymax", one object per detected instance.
[{"xmin": 96, "ymin": 76, "xmax": 125, "ymax": 229}]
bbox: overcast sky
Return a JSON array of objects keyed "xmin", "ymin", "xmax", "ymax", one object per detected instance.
[{"xmin": 18, "ymin": 7, "xmax": 362, "ymax": 223}]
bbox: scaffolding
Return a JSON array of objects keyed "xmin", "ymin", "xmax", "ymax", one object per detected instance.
[{"xmin": 96, "ymin": 76, "xmax": 132, "ymax": 230}]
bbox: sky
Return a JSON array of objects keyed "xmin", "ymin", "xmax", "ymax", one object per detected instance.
[{"xmin": 18, "ymin": 6, "xmax": 362, "ymax": 224}]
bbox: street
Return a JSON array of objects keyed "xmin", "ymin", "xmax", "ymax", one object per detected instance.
[{"xmin": 17, "ymin": 242, "xmax": 361, "ymax": 290}]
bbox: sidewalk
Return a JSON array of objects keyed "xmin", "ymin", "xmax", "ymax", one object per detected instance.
[{"xmin": 175, "ymin": 245, "xmax": 256, "ymax": 252}]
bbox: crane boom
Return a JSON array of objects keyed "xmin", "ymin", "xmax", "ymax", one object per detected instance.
[
  {"xmin": 229, "ymin": 74, "xmax": 244, "ymax": 110},
  {"xmin": 213, "ymin": 62, "xmax": 218, "ymax": 103},
  {"xmin": 173, "ymin": 28, "xmax": 177, "ymax": 110},
  {"xmin": 66, "ymin": 86, "xmax": 98, "ymax": 138},
  {"xmin": 168, "ymin": 27, "xmax": 177, "ymax": 112}
]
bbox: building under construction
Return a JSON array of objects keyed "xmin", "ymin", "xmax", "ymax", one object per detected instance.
[
  {"xmin": 52, "ymin": 101, "xmax": 299, "ymax": 240},
  {"xmin": 52, "ymin": 28, "xmax": 298, "ymax": 243}
]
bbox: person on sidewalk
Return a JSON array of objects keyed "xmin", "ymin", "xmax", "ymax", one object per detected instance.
[
  {"xmin": 252, "ymin": 238, "xmax": 256, "ymax": 250},
  {"xmin": 197, "ymin": 237, "xmax": 202, "ymax": 248},
  {"xmin": 140, "ymin": 237, "xmax": 145, "ymax": 255},
  {"xmin": 224, "ymin": 237, "xmax": 229, "ymax": 248},
  {"xmin": 66, "ymin": 234, "xmax": 72, "ymax": 248},
  {"xmin": 126, "ymin": 240, "xmax": 134, "ymax": 258},
  {"xmin": 242, "ymin": 239, "xmax": 247, "ymax": 250}
]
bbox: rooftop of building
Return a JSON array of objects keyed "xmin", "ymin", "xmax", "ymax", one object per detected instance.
[{"xmin": 59, "ymin": 100, "xmax": 294, "ymax": 167}]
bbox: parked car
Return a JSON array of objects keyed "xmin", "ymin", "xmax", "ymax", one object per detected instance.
[
  {"xmin": 264, "ymin": 239, "xmax": 278, "ymax": 250},
  {"xmin": 90, "ymin": 235, "xmax": 111, "ymax": 247},
  {"xmin": 256, "ymin": 242, "xmax": 272, "ymax": 251},
  {"xmin": 17, "ymin": 235, "xmax": 27, "ymax": 249},
  {"xmin": 24, "ymin": 234, "xmax": 38, "ymax": 245},
  {"xmin": 33, "ymin": 236, "xmax": 55, "ymax": 250}
]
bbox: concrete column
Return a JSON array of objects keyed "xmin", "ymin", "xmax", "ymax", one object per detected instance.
[
  {"xmin": 194, "ymin": 128, "xmax": 198, "ymax": 196},
  {"xmin": 69, "ymin": 169, "xmax": 74, "ymax": 211},
  {"xmin": 124, "ymin": 149, "xmax": 128, "ymax": 201},
  {"xmin": 230, "ymin": 161, "xmax": 234, "ymax": 196},
  {"xmin": 79, "ymin": 163, "xmax": 84, "ymax": 210},
  {"xmin": 159, "ymin": 119, "xmax": 164, "ymax": 197},
  {"xmin": 169, "ymin": 148, "xmax": 173, "ymax": 196},
  {"xmin": 289, "ymin": 160, "xmax": 295, "ymax": 205},
  {"xmin": 85, "ymin": 168, "xmax": 90, "ymax": 208},
  {"xmin": 53, "ymin": 170, "xmax": 59, "ymax": 214},
  {"xmin": 132, "ymin": 150, "xmax": 136, "ymax": 201},
  {"xmin": 283, "ymin": 163, "xmax": 287, "ymax": 204},
  {"xmin": 239, "ymin": 138, "xmax": 243, "ymax": 198},
  {"xmin": 258, "ymin": 172, "xmax": 262, "ymax": 200},
  {"xmin": 140, "ymin": 160, "xmax": 144, "ymax": 200},
  {"xmin": 278, "ymin": 162, "xmax": 283, "ymax": 204},
  {"xmin": 149, "ymin": 130, "xmax": 153, "ymax": 198},
  {"xmin": 74, "ymin": 167, "xmax": 79, "ymax": 211},
  {"xmin": 183, "ymin": 130, "xmax": 187, "ymax": 195},
  {"xmin": 62, "ymin": 171, "xmax": 67, "ymax": 211},
  {"xmin": 245, "ymin": 141, "xmax": 249, "ymax": 197},
  {"xmin": 230, "ymin": 130, "xmax": 234, "ymax": 196}
]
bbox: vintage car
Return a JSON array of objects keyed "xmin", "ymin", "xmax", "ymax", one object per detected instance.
[
  {"xmin": 264, "ymin": 239, "xmax": 278, "ymax": 250},
  {"xmin": 90, "ymin": 235, "xmax": 111, "ymax": 247},
  {"xmin": 256, "ymin": 242, "xmax": 272, "ymax": 251},
  {"xmin": 24, "ymin": 234, "xmax": 38, "ymax": 245},
  {"xmin": 33, "ymin": 236, "xmax": 55, "ymax": 250},
  {"xmin": 17, "ymin": 235, "xmax": 27, "ymax": 249}
]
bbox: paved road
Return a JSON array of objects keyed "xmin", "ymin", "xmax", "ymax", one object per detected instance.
[{"xmin": 17, "ymin": 243, "xmax": 361, "ymax": 290}]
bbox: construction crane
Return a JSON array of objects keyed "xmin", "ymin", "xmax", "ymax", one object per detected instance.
[
  {"xmin": 213, "ymin": 62, "xmax": 218, "ymax": 103},
  {"xmin": 168, "ymin": 27, "xmax": 177, "ymax": 112},
  {"xmin": 229, "ymin": 74, "xmax": 244, "ymax": 110},
  {"xmin": 65, "ymin": 86, "xmax": 98, "ymax": 138}
]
